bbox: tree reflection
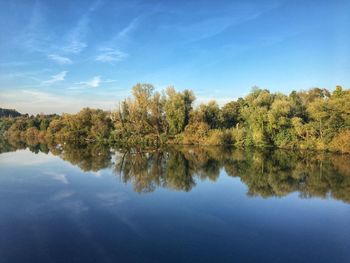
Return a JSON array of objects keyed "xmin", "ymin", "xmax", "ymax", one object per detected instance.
[
  {"xmin": 1, "ymin": 140, "xmax": 350, "ymax": 203},
  {"xmin": 37, "ymin": 142, "xmax": 112, "ymax": 172},
  {"xmin": 57, "ymin": 143, "xmax": 111, "ymax": 172},
  {"xmin": 114, "ymin": 150, "xmax": 167, "ymax": 193}
]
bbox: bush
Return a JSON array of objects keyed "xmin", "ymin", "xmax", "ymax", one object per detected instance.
[
  {"xmin": 182, "ymin": 122, "xmax": 210, "ymax": 144},
  {"xmin": 206, "ymin": 129, "xmax": 232, "ymax": 145},
  {"xmin": 330, "ymin": 130, "xmax": 350, "ymax": 153},
  {"xmin": 231, "ymin": 127, "xmax": 245, "ymax": 147}
]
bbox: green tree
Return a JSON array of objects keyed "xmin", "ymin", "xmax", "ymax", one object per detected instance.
[{"xmin": 164, "ymin": 87, "xmax": 195, "ymax": 135}]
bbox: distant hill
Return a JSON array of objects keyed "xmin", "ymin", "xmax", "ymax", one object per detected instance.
[{"xmin": 0, "ymin": 108, "xmax": 22, "ymax": 118}]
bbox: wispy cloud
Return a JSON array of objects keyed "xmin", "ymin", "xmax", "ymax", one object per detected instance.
[
  {"xmin": 44, "ymin": 171, "xmax": 69, "ymax": 184},
  {"xmin": 104, "ymin": 79, "xmax": 118, "ymax": 83},
  {"xmin": 52, "ymin": 191, "xmax": 74, "ymax": 201},
  {"xmin": 86, "ymin": 76, "xmax": 101, "ymax": 88},
  {"xmin": 159, "ymin": 3, "xmax": 279, "ymax": 44},
  {"xmin": 0, "ymin": 68, "xmax": 50, "ymax": 82},
  {"xmin": 43, "ymin": 71, "xmax": 67, "ymax": 84},
  {"xmin": 48, "ymin": 54, "xmax": 72, "ymax": 65},
  {"xmin": 188, "ymin": 17, "xmax": 237, "ymax": 42},
  {"xmin": 118, "ymin": 16, "xmax": 141, "ymax": 39},
  {"xmin": 19, "ymin": 1, "xmax": 51, "ymax": 53},
  {"xmin": 62, "ymin": 40, "xmax": 88, "ymax": 54},
  {"xmin": 17, "ymin": 1, "xmax": 100, "ymax": 56},
  {"xmin": 77, "ymin": 76, "xmax": 101, "ymax": 88},
  {"xmin": 61, "ymin": 0, "xmax": 101, "ymax": 54},
  {"xmin": 165, "ymin": 15, "xmax": 253, "ymax": 44},
  {"xmin": 0, "ymin": 61, "xmax": 30, "ymax": 67},
  {"xmin": 63, "ymin": 14, "xmax": 89, "ymax": 54},
  {"xmin": 96, "ymin": 48, "xmax": 128, "ymax": 62},
  {"xmin": 104, "ymin": 15, "xmax": 142, "ymax": 48},
  {"xmin": 74, "ymin": 76, "xmax": 118, "ymax": 89},
  {"xmin": 97, "ymin": 15, "xmax": 143, "ymax": 61}
]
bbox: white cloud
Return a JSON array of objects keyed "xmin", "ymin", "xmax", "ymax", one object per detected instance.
[
  {"xmin": 72, "ymin": 77, "xmax": 117, "ymax": 90},
  {"xmin": 104, "ymin": 79, "xmax": 118, "ymax": 83},
  {"xmin": 43, "ymin": 71, "xmax": 67, "ymax": 84},
  {"xmin": 96, "ymin": 48, "xmax": 128, "ymax": 62},
  {"xmin": 61, "ymin": 1, "xmax": 101, "ymax": 54},
  {"xmin": 62, "ymin": 40, "xmax": 87, "ymax": 54},
  {"xmin": 160, "ymin": 4, "xmax": 278, "ymax": 44},
  {"xmin": 16, "ymin": 1, "xmax": 94, "ymax": 55},
  {"xmin": 45, "ymin": 171, "xmax": 69, "ymax": 184},
  {"xmin": 0, "ymin": 69, "xmax": 49, "ymax": 81},
  {"xmin": 19, "ymin": 1, "xmax": 50, "ymax": 53},
  {"xmin": 48, "ymin": 54, "xmax": 72, "ymax": 64},
  {"xmin": 62, "ymin": 15, "xmax": 89, "ymax": 54},
  {"xmin": 77, "ymin": 76, "xmax": 101, "ymax": 88},
  {"xmin": 52, "ymin": 191, "xmax": 74, "ymax": 201},
  {"xmin": 86, "ymin": 76, "xmax": 101, "ymax": 88},
  {"xmin": 118, "ymin": 17, "xmax": 141, "ymax": 38}
]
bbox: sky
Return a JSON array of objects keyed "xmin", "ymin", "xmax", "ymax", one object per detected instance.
[{"xmin": 0, "ymin": 0, "xmax": 349, "ymax": 114}]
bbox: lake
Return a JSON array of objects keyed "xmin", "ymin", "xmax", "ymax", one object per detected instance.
[{"xmin": 0, "ymin": 144, "xmax": 349, "ymax": 263}]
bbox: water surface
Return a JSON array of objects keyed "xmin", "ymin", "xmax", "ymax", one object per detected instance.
[{"xmin": 0, "ymin": 144, "xmax": 349, "ymax": 263}]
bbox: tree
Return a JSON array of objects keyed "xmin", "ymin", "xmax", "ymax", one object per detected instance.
[
  {"xmin": 220, "ymin": 101, "xmax": 240, "ymax": 128},
  {"xmin": 111, "ymin": 83, "xmax": 167, "ymax": 145},
  {"xmin": 199, "ymin": 101, "xmax": 221, "ymax": 129},
  {"xmin": 164, "ymin": 87, "xmax": 195, "ymax": 135}
]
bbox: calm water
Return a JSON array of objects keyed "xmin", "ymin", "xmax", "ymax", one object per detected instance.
[{"xmin": 0, "ymin": 144, "xmax": 349, "ymax": 263}]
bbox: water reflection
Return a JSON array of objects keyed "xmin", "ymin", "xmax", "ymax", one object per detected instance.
[{"xmin": 1, "ymin": 141, "xmax": 350, "ymax": 203}]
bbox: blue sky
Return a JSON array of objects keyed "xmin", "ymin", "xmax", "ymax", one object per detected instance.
[{"xmin": 0, "ymin": 0, "xmax": 349, "ymax": 114}]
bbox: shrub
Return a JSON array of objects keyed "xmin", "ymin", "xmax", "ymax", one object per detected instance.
[
  {"xmin": 206, "ymin": 129, "xmax": 232, "ymax": 145},
  {"xmin": 330, "ymin": 130, "xmax": 350, "ymax": 153}
]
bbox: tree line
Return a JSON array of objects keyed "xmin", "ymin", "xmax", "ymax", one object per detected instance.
[
  {"xmin": 0, "ymin": 108, "xmax": 22, "ymax": 118},
  {"xmin": 1, "ymin": 84, "xmax": 349, "ymax": 153}
]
